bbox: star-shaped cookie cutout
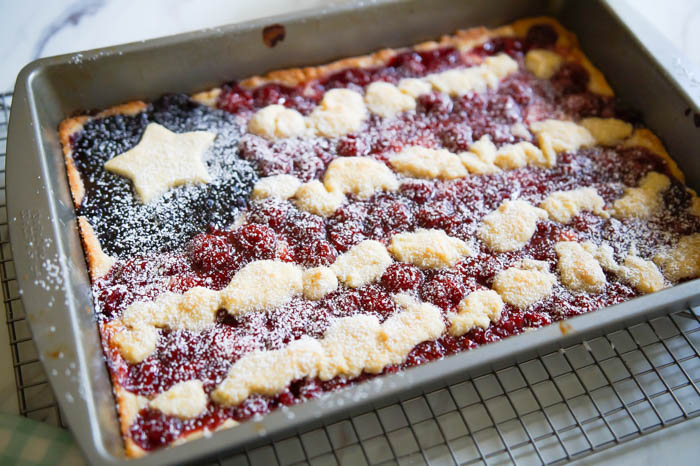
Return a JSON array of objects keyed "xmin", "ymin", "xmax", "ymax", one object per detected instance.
[{"xmin": 104, "ymin": 123, "xmax": 216, "ymax": 203}]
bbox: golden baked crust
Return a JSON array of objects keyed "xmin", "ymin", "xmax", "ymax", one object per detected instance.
[
  {"xmin": 511, "ymin": 17, "xmax": 612, "ymax": 96},
  {"xmin": 193, "ymin": 16, "xmax": 610, "ymax": 106},
  {"xmin": 58, "ymin": 116, "xmax": 89, "ymax": 209},
  {"xmin": 242, "ymin": 17, "xmax": 577, "ymax": 89},
  {"xmin": 510, "ymin": 17, "xmax": 575, "ymax": 46},
  {"xmin": 624, "ymin": 128, "xmax": 684, "ymax": 182},
  {"xmin": 96, "ymin": 101, "xmax": 149, "ymax": 119},
  {"xmin": 99, "ymin": 320, "xmax": 148, "ymax": 458},
  {"xmin": 242, "ymin": 47, "xmax": 400, "ymax": 89},
  {"xmin": 114, "ymin": 387, "xmax": 148, "ymax": 458},
  {"xmin": 77, "ymin": 216, "xmax": 115, "ymax": 281},
  {"xmin": 60, "ymin": 102, "xmax": 148, "ymax": 280},
  {"xmin": 191, "ymin": 88, "xmax": 222, "ymax": 107},
  {"xmin": 57, "ymin": 17, "xmax": 689, "ymax": 458}
]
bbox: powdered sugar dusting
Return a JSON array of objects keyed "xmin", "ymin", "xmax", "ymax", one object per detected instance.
[
  {"xmin": 72, "ymin": 94, "xmax": 258, "ymax": 258},
  {"xmin": 63, "ymin": 26, "xmax": 700, "ymax": 451}
]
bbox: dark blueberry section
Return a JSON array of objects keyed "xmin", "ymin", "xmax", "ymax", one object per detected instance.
[{"xmin": 71, "ymin": 94, "xmax": 258, "ymax": 258}]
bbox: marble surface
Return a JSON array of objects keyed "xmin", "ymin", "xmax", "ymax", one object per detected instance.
[
  {"xmin": 0, "ymin": 0, "xmax": 353, "ymax": 92},
  {"xmin": 0, "ymin": 0, "xmax": 699, "ymax": 461}
]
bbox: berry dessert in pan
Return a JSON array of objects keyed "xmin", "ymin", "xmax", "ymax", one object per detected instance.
[{"xmin": 58, "ymin": 17, "xmax": 700, "ymax": 456}]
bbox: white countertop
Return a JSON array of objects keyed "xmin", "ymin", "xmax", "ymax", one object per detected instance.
[
  {"xmin": 0, "ymin": 0, "xmax": 698, "ymax": 463},
  {"xmin": 0, "ymin": 0, "xmax": 353, "ymax": 92}
]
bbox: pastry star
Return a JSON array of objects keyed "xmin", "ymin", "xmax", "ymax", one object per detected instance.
[{"xmin": 104, "ymin": 123, "xmax": 216, "ymax": 203}]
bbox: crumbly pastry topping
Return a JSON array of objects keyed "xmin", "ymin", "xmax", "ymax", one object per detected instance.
[
  {"xmin": 115, "ymin": 260, "xmax": 305, "ymax": 362},
  {"xmin": 388, "ymin": 229, "xmax": 472, "ymax": 269},
  {"xmin": 555, "ymin": 241, "xmax": 606, "ymax": 293},
  {"xmin": 525, "ymin": 49, "xmax": 563, "ymax": 79},
  {"xmin": 397, "ymin": 78, "xmax": 433, "ymax": 98},
  {"xmin": 104, "ymin": 123, "xmax": 216, "ymax": 203},
  {"xmin": 307, "ymin": 88, "xmax": 368, "ymax": 137},
  {"xmin": 294, "ymin": 180, "xmax": 345, "ymax": 217},
  {"xmin": 211, "ymin": 336, "xmax": 324, "ymax": 406},
  {"xmin": 391, "ymin": 146, "xmax": 468, "ymax": 180},
  {"xmin": 248, "ymin": 105, "xmax": 307, "ymax": 140},
  {"xmin": 122, "ymin": 286, "xmax": 221, "ymax": 333},
  {"xmin": 621, "ymin": 255, "xmax": 665, "ymax": 294},
  {"xmin": 459, "ymin": 135, "xmax": 500, "ymax": 174},
  {"xmin": 149, "ymin": 380, "xmax": 208, "ymax": 419},
  {"xmin": 331, "ymin": 240, "xmax": 393, "ymax": 288},
  {"xmin": 581, "ymin": 242, "xmax": 666, "ymax": 293},
  {"xmin": 493, "ymin": 260, "xmax": 557, "ymax": 308},
  {"xmin": 251, "ymin": 174, "xmax": 302, "ymax": 200},
  {"xmin": 456, "ymin": 135, "xmax": 550, "ymax": 175},
  {"xmin": 540, "ymin": 187, "xmax": 608, "ymax": 224},
  {"xmin": 510, "ymin": 123, "xmax": 531, "ymax": 140},
  {"xmin": 222, "ymin": 260, "xmax": 304, "ymax": 314},
  {"xmin": 389, "ymin": 138, "xmax": 551, "ymax": 181},
  {"xmin": 426, "ymin": 53, "xmax": 518, "ymax": 95},
  {"xmin": 492, "ymin": 141, "xmax": 548, "ymax": 170},
  {"xmin": 653, "ymin": 234, "xmax": 700, "ymax": 281},
  {"xmin": 581, "ymin": 241, "xmax": 619, "ymax": 273},
  {"xmin": 448, "ymin": 290, "xmax": 504, "ymax": 336},
  {"xmin": 580, "ymin": 118, "xmax": 633, "ymax": 146},
  {"xmin": 613, "ymin": 171, "xmax": 670, "ymax": 219},
  {"xmin": 111, "ymin": 324, "xmax": 159, "ymax": 364},
  {"xmin": 478, "ymin": 200, "xmax": 549, "ymax": 252},
  {"xmin": 61, "ymin": 18, "xmax": 700, "ymax": 454},
  {"xmin": 364, "ymin": 81, "xmax": 417, "ymax": 118},
  {"xmin": 250, "ymin": 80, "xmax": 425, "ymax": 140},
  {"xmin": 211, "ymin": 294, "xmax": 444, "ymax": 406},
  {"xmin": 323, "ymin": 157, "xmax": 399, "ymax": 199},
  {"xmin": 530, "ymin": 119, "xmax": 595, "ymax": 164},
  {"xmin": 302, "ymin": 266, "xmax": 338, "ymax": 300}
]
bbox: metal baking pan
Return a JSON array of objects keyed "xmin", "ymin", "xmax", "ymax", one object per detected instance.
[{"xmin": 6, "ymin": 0, "xmax": 700, "ymax": 464}]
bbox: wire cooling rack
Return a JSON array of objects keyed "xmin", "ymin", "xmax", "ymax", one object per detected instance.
[
  {"xmin": 1, "ymin": 89, "xmax": 699, "ymax": 465},
  {"xmin": 0, "ymin": 92, "xmax": 65, "ymax": 428}
]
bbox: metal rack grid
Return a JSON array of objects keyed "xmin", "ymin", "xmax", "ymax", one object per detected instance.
[{"xmin": 0, "ymin": 89, "xmax": 698, "ymax": 465}]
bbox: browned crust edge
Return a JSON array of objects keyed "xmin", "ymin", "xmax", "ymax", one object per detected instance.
[
  {"xmin": 77, "ymin": 216, "xmax": 115, "ymax": 281},
  {"xmin": 96, "ymin": 101, "xmax": 150, "ymax": 119},
  {"xmin": 114, "ymin": 361, "xmax": 240, "ymax": 457},
  {"xmin": 57, "ymin": 16, "xmax": 686, "ymax": 457},
  {"xmin": 191, "ymin": 88, "xmax": 222, "ymax": 107},
  {"xmin": 192, "ymin": 16, "xmax": 612, "ymax": 103},
  {"xmin": 60, "ymin": 102, "xmax": 147, "ymax": 284},
  {"xmin": 242, "ymin": 27, "xmax": 495, "ymax": 89},
  {"xmin": 114, "ymin": 386, "xmax": 148, "ymax": 458},
  {"xmin": 623, "ymin": 128, "xmax": 684, "ymax": 182},
  {"xmin": 58, "ymin": 116, "xmax": 89, "ymax": 209},
  {"xmin": 235, "ymin": 17, "xmax": 575, "ymax": 89},
  {"xmin": 102, "ymin": 321, "xmax": 149, "ymax": 458}
]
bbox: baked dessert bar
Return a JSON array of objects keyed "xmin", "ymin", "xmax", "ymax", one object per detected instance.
[{"xmin": 58, "ymin": 17, "xmax": 700, "ymax": 456}]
